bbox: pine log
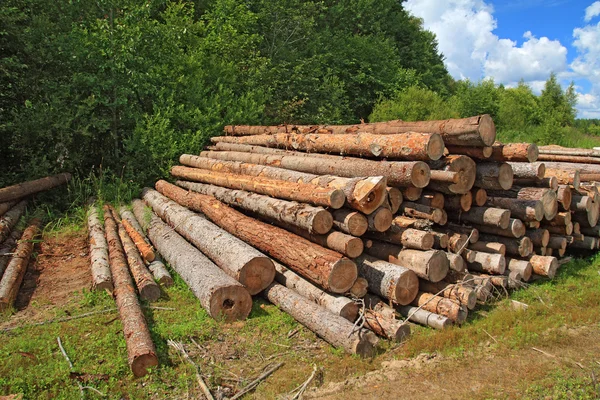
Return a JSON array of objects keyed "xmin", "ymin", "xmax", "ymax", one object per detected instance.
[
  {"xmin": 132, "ymin": 200, "xmax": 252, "ymax": 320},
  {"xmin": 0, "ymin": 225, "xmax": 23, "ymax": 278},
  {"xmin": 0, "ymin": 173, "xmax": 71, "ymax": 203},
  {"xmin": 419, "ymin": 280, "xmax": 477, "ymax": 310},
  {"xmin": 474, "ymin": 218, "xmax": 526, "ymax": 238},
  {"xmin": 513, "ymin": 177, "xmax": 557, "ymax": 190},
  {"xmin": 570, "ymin": 235, "xmax": 597, "ymax": 250},
  {"xmin": 538, "ymin": 146, "xmax": 600, "ymax": 157},
  {"xmin": 506, "ymin": 258, "xmax": 533, "ymax": 282},
  {"xmin": 0, "ymin": 201, "xmax": 16, "ymax": 217},
  {"xmin": 486, "ymin": 197, "xmax": 543, "ymax": 222},
  {"xmin": 464, "ymin": 250, "xmax": 506, "ymax": 274},
  {"xmin": 452, "ymin": 206, "xmax": 510, "ymax": 229},
  {"xmin": 263, "ymin": 283, "xmax": 378, "ymax": 356},
  {"xmin": 362, "ymin": 293, "xmax": 396, "ymax": 319},
  {"xmin": 573, "ymin": 222, "xmax": 581, "ymax": 234},
  {"xmin": 571, "ymin": 195, "xmax": 592, "ymax": 212},
  {"xmin": 201, "ymin": 149, "xmax": 431, "ymax": 188},
  {"xmin": 416, "ymin": 191, "xmax": 445, "ymax": 209},
  {"xmin": 472, "ymin": 273, "xmax": 508, "ymax": 289},
  {"xmin": 155, "ymin": 181, "xmax": 357, "ymax": 293},
  {"xmin": 446, "ymin": 223, "xmax": 479, "ymax": 243},
  {"xmin": 526, "ymin": 229, "xmax": 550, "ymax": 247},
  {"xmin": 427, "ymin": 156, "xmax": 477, "ymax": 194},
  {"xmin": 580, "ymin": 225, "xmax": 600, "ymax": 237},
  {"xmin": 387, "ymin": 187, "xmax": 403, "ymax": 214},
  {"xmin": 121, "ymin": 219, "xmax": 155, "ymax": 263},
  {"xmin": 473, "ymin": 188, "xmax": 488, "ymax": 207},
  {"xmin": 119, "ymin": 206, "xmax": 173, "ymax": 286},
  {"xmin": 361, "ymin": 296, "xmax": 411, "ymax": 342},
  {"xmin": 478, "ymin": 234, "xmax": 533, "ymax": 257},
  {"xmin": 171, "ymin": 166, "xmax": 344, "ymax": 209},
  {"xmin": 367, "ymin": 206, "xmax": 393, "ymax": 232},
  {"xmin": 528, "ymin": 255, "xmax": 558, "ymax": 278},
  {"xmin": 439, "ymin": 209, "xmax": 448, "ymax": 225},
  {"xmin": 474, "ymin": 162, "xmax": 514, "ymax": 190},
  {"xmin": 544, "ymin": 167, "xmax": 580, "ymax": 189},
  {"xmin": 527, "ymin": 221, "xmax": 541, "ymax": 229},
  {"xmin": 273, "ymin": 222, "xmax": 363, "ymax": 258},
  {"xmin": 396, "ymin": 305, "xmax": 451, "ymax": 329},
  {"xmin": 0, "ymin": 219, "xmax": 41, "ymax": 311},
  {"xmin": 399, "ymin": 202, "xmax": 443, "ymax": 223},
  {"xmin": 392, "ymin": 216, "xmax": 433, "ymax": 230},
  {"xmin": 402, "ymin": 186, "xmax": 423, "ymax": 201},
  {"xmin": 0, "ymin": 201, "xmax": 27, "ymax": 244},
  {"xmin": 274, "ymin": 262, "xmax": 358, "ymax": 321},
  {"xmin": 547, "ymin": 211, "xmax": 571, "ymax": 227},
  {"xmin": 180, "ymin": 154, "xmax": 387, "ymax": 214},
  {"xmin": 445, "ymin": 145, "xmax": 492, "ymax": 159},
  {"xmin": 581, "ymin": 173, "xmax": 600, "ymax": 181},
  {"xmin": 332, "ymin": 209, "xmax": 368, "ymax": 236},
  {"xmin": 431, "ymin": 232, "xmax": 449, "ymax": 249},
  {"xmin": 490, "ymin": 143, "xmax": 538, "ymax": 162},
  {"xmin": 446, "ymin": 252, "xmax": 466, "ymax": 272},
  {"xmin": 177, "ymin": 180, "xmax": 332, "ymax": 234},
  {"xmin": 468, "ymin": 241, "xmax": 506, "ymax": 255},
  {"xmin": 444, "ymin": 270, "xmax": 475, "ymax": 285},
  {"xmin": 445, "ymin": 192, "xmax": 473, "ymax": 212},
  {"xmin": 446, "ymin": 233, "xmax": 469, "ymax": 253},
  {"xmin": 365, "ymin": 226, "xmax": 434, "ymax": 250},
  {"xmin": 347, "ymin": 277, "xmax": 368, "ymax": 298},
  {"xmin": 87, "ymin": 204, "xmax": 113, "ymax": 291},
  {"xmin": 430, "ymin": 170, "xmax": 460, "ymax": 183},
  {"xmin": 355, "ymin": 254, "xmax": 419, "ymax": 305},
  {"xmin": 507, "ymin": 162, "xmax": 545, "ymax": 179},
  {"xmin": 544, "ymin": 224, "xmax": 573, "ymax": 236},
  {"xmin": 411, "ymin": 292, "xmax": 467, "ymax": 324}
]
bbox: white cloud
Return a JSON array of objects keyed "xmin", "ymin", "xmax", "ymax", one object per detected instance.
[{"xmin": 585, "ymin": 1, "xmax": 600, "ymax": 22}]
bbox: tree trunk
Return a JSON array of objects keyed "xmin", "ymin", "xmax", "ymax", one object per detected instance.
[
  {"xmin": 445, "ymin": 145, "xmax": 492, "ymax": 159},
  {"xmin": 411, "ymin": 292, "xmax": 468, "ymax": 324},
  {"xmin": 490, "ymin": 143, "xmax": 538, "ymax": 162},
  {"xmin": 474, "ymin": 218, "xmax": 526, "ymax": 238},
  {"xmin": 201, "ymin": 149, "xmax": 431, "ymax": 188},
  {"xmin": 365, "ymin": 226, "xmax": 434, "ymax": 250},
  {"xmin": 180, "ymin": 154, "xmax": 387, "ymax": 215},
  {"xmin": 273, "ymin": 262, "xmax": 358, "ymax": 322},
  {"xmin": 143, "ymin": 189, "xmax": 275, "ymax": 295},
  {"xmin": 122, "ymin": 219, "xmax": 155, "ymax": 263},
  {"xmin": 538, "ymin": 146, "xmax": 600, "ymax": 157},
  {"xmin": 464, "ymin": 249, "xmax": 506, "ymax": 274},
  {"xmin": 397, "ymin": 305, "xmax": 451, "ymax": 329},
  {"xmin": 528, "ymin": 255, "xmax": 558, "ymax": 278},
  {"xmin": 101, "ymin": 207, "xmax": 158, "ymax": 377},
  {"xmin": 171, "ymin": 166, "xmax": 345, "ymax": 209},
  {"xmin": 366, "ymin": 206, "xmax": 393, "ymax": 232},
  {"xmin": 445, "ymin": 193, "xmax": 473, "ymax": 212},
  {"xmin": 399, "ymin": 202, "xmax": 443, "ymax": 223},
  {"xmin": 468, "ymin": 241, "xmax": 506, "ymax": 255},
  {"xmin": 446, "ymin": 252, "xmax": 466, "ymax": 272},
  {"xmin": 87, "ymin": 204, "xmax": 113, "ymax": 291},
  {"xmin": 155, "ymin": 181, "xmax": 357, "ymax": 293},
  {"xmin": 474, "ymin": 163, "xmax": 513, "ymax": 190},
  {"xmin": 212, "ymin": 131, "xmax": 445, "ymax": 160},
  {"xmin": 0, "ymin": 200, "xmax": 27, "ymax": 244},
  {"xmin": 119, "ymin": 206, "xmax": 173, "ymax": 287},
  {"xmin": 0, "ymin": 173, "xmax": 71, "ymax": 203},
  {"xmin": 332, "ymin": 209, "xmax": 368, "ymax": 236},
  {"xmin": 526, "ymin": 229, "xmax": 550, "ymax": 247},
  {"xmin": 486, "ymin": 197, "xmax": 543, "ymax": 222},
  {"xmin": 0, "ymin": 219, "xmax": 41, "ymax": 311},
  {"xmin": 506, "ymin": 258, "xmax": 533, "ymax": 282},
  {"xmin": 451, "ymin": 206, "xmax": 510, "ymax": 229},
  {"xmin": 427, "ymin": 156, "xmax": 477, "ymax": 194},
  {"xmin": 478, "ymin": 234, "xmax": 533, "ymax": 257},
  {"xmin": 0, "ymin": 201, "xmax": 16, "ymax": 217},
  {"xmin": 419, "ymin": 279, "xmax": 477, "ymax": 310},
  {"xmin": 177, "ymin": 180, "xmax": 332, "ymax": 235},
  {"xmin": 354, "ymin": 254, "xmax": 419, "ymax": 305},
  {"xmin": 0, "ymin": 226, "xmax": 23, "ymax": 278},
  {"xmin": 263, "ymin": 283, "xmax": 379, "ymax": 357}
]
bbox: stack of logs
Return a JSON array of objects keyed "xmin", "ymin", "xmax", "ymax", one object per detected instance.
[{"xmin": 93, "ymin": 115, "xmax": 600, "ymax": 359}]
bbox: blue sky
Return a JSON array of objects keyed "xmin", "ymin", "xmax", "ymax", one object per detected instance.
[{"xmin": 404, "ymin": 0, "xmax": 600, "ymax": 118}]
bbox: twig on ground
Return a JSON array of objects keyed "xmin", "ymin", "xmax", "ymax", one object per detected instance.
[
  {"xmin": 287, "ymin": 364, "xmax": 318, "ymax": 400},
  {"xmin": 229, "ymin": 362, "xmax": 284, "ymax": 400},
  {"xmin": 57, "ymin": 337, "xmax": 106, "ymax": 398},
  {"xmin": 532, "ymin": 347, "xmax": 556, "ymax": 358},
  {"xmin": 168, "ymin": 340, "xmax": 214, "ymax": 400},
  {"xmin": 482, "ymin": 329, "xmax": 498, "ymax": 344}
]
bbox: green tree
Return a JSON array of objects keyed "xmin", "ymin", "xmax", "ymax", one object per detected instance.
[{"xmin": 369, "ymin": 85, "xmax": 458, "ymax": 122}]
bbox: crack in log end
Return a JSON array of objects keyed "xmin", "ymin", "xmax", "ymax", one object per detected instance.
[
  {"xmin": 352, "ymin": 176, "xmax": 387, "ymax": 215},
  {"xmin": 411, "ymin": 162, "xmax": 431, "ymax": 188}
]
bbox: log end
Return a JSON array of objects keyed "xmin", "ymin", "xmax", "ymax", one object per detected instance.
[
  {"xmin": 461, "ymin": 192, "xmax": 474, "ymax": 212},
  {"xmin": 210, "ymin": 285, "xmax": 253, "ymax": 321},
  {"xmin": 345, "ymin": 212, "xmax": 369, "ymax": 237},
  {"xmin": 140, "ymin": 283, "xmax": 161, "ymax": 303},
  {"xmin": 456, "ymin": 306, "xmax": 469, "ymax": 325},
  {"xmin": 340, "ymin": 302, "xmax": 360, "ymax": 322},
  {"xmin": 346, "ymin": 237, "xmax": 365, "ymax": 258},
  {"xmin": 143, "ymin": 251, "xmax": 156, "ymax": 263},
  {"xmin": 328, "ymin": 259, "xmax": 359, "ymax": 294},
  {"xmin": 465, "ymin": 289, "xmax": 477, "ymax": 310},
  {"xmin": 527, "ymin": 143, "xmax": 540, "ymax": 163},
  {"xmin": 239, "ymin": 257, "xmax": 276, "ymax": 295},
  {"xmin": 329, "ymin": 189, "xmax": 347, "ymax": 209},
  {"xmin": 312, "ymin": 210, "xmax": 334, "ymax": 235},
  {"xmin": 498, "ymin": 163, "xmax": 514, "ymax": 190},
  {"xmin": 411, "ymin": 162, "xmax": 431, "ymax": 189},
  {"xmin": 478, "ymin": 114, "xmax": 496, "ymax": 146},
  {"xmin": 394, "ymin": 269, "xmax": 419, "ymax": 306},
  {"xmin": 427, "ymin": 134, "xmax": 445, "ymax": 161},
  {"xmin": 473, "ymin": 188, "xmax": 487, "ymax": 207},
  {"xmin": 536, "ymin": 162, "xmax": 546, "ymax": 179},
  {"xmin": 427, "ymin": 250, "xmax": 450, "ymax": 283},
  {"xmin": 393, "ymin": 323, "xmax": 411, "ymax": 342},
  {"xmin": 352, "ymin": 176, "xmax": 388, "ymax": 215},
  {"xmin": 371, "ymin": 208, "xmax": 393, "ymax": 232},
  {"xmin": 131, "ymin": 352, "xmax": 159, "ymax": 377},
  {"xmin": 448, "ymin": 156, "xmax": 477, "ymax": 194},
  {"xmin": 93, "ymin": 280, "xmax": 114, "ymax": 292},
  {"xmin": 352, "ymin": 329, "xmax": 380, "ymax": 358}
]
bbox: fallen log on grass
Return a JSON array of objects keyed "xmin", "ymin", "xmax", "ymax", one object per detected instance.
[
  {"xmin": 102, "ymin": 207, "xmax": 158, "ymax": 377},
  {"xmin": 0, "ymin": 200, "xmax": 27, "ymax": 244},
  {"xmin": 87, "ymin": 204, "xmax": 113, "ymax": 291},
  {"xmin": 0, "ymin": 225, "xmax": 24, "ymax": 279},
  {"xmin": 0, "ymin": 173, "xmax": 71, "ymax": 203},
  {"xmin": 354, "ymin": 254, "xmax": 419, "ymax": 305},
  {"xmin": 132, "ymin": 200, "xmax": 252, "ymax": 320},
  {"xmin": 121, "ymin": 220, "xmax": 155, "ymax": 263},
  {"xmin": 528, "ymin": 255, "xmax": 558, "ymax": 279}
]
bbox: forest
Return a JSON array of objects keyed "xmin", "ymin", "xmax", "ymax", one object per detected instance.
[{"xmin": 0, "ymin": 0, "xmax": 592, "ymax": 190}]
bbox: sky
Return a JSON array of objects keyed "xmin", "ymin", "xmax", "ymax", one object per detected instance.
[{"xmin": 404, "ymin": 0, "xmax": 600, "ymax": 118}]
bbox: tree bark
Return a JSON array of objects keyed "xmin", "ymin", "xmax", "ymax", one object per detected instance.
[
  {"xmin": 0, "ymin": 219, "xmax": 41, "ymax": 311},
  {"xmin": 87, "ymin": 204, "xmax": 113, "ymax": 291},
  {"xmin": 132, "ymin": 200, "xmax": 252, "ymax": 320},
  {"xmin": 171, "ymin": 166, "xmax": 345, "ymax": 209},
  {"xmin": 570, "ymin": 235, "xmax": 597, "ymax": 250},
  {"xmin": 528, "ymin": 255, "xmax": 558, "ymax": 279},
  {"xmin": 546, "ymin": 236, "xmax": 568, "ymax": 251},
  {"xmin": 490, "ymin": 143, "xmax": 538, "ymax": 162},
  {"xmin": 474, "ymin": 163, "xmax": 513, "ymax": 190},
  {"xmin": 486, "ymin": 196, "xmax": 543, "ymax": 222},
  {"xmin": 365, "ymin": 226, "xmax": 434, "ymax": 250},
  {"xmin": 399, "ymin": 202, "xmax": 443, "ymax": 224},
  {"xmin": 363, "ymin": 308, "xmax": 410, "ymax": 342},
  {"xmin": 332, "ymin": 209, "xmax": 368, "ymax": 236},
  {"xmin": 427, "ymin": 155, "xmax": 477, "ymax": 194},
  {"xmin": 0, "ymin": 201, "xmax": 16, "ymax": 217},
  {"xmin": 397, "ymin": 305, "xmax": 451, "ymax": 329},
  {"xmin": 451, "ymin": 206, "xmax": 510, "ymax": 229},
  {"xmin": 263, "ymin": 283, "xmax": 379, "ymax": 357},
  {"xmin": 419, "ymin": 279, "xmax": 477, "ymax": 310},
  {"xmin": 354, "ymin": 254, "xmax": 419, "ymax": 305},
  {"xmin": 473, "ymin": 218, "xmax": 526, "ymax": 238},
  {"xmin": 0, "ymin": 173, "xmax": 71, "ymax": 203},
  {"xmin": 411, "ymin": 292, "xmax": 468, "ymax": 324},
  {"xmin": 543, "ymin": 167, "xmax": 580, "ymax": 189},
  {"xmin": 155, "ymin": 181, "xmax": 357, "ymax": 293},
  {"xmin": 506, "ymin": 258, "xmax": 533, "ymax": 282},
  {"xmin": 506, "ymin": 162, "xmax": 545, "ymax": 179},
  {"xmin": 273, "ymin": 262, "xmax": 358, "ymax": 322},
  {"xmin": 445, "ymin": 145, "xmax": 493, "ymax": 159},
  {"xmin": 0, "ymin": 200, "xmax": 27, "ymax": 244},
  {"xmin": 464, "ymin": 249, "xmax": 506, "ymax": 274}
]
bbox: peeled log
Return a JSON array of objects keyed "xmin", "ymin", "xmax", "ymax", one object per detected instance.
[
  {"xmin": 397, "ymin": 305, "xmax": 451, "ymax": 329},
  {"xmin": 506, "ymin": 258, "xmax": 533, "ymax": 282},
  {"xmin": 355, "ymin": 254, "xmax": 419, "ymax": 305},
  {"xmin": 211, "ymin": 131, "xmax": 445, "ymax": 161},
  {"xmin": 156, "ymin": 181, "xmax": 356, "ymax": 293},
  {"xmin": 507, "ymin": 162, "xmax": 545, "ymax": 180},
  {"xmin": 528, "ymin": 255, "xmax": 558, "ymax": 279},
  {"xmin": 171, "ymin": 166, "xmax": 344, "ymax": 209},
  {"xmin": 200, "ymin": 150, "xmax": 431, "ymax": 188},
  {"xmin": 0, "ymin": 201, "xmax": 16, "ymax": 217},
  {"xmin": 132, "ymin": 200, "xmax": 252, "ymax": 320},
  {"xmin": 177, "ymin": 180, "xmax": 332, "ymax": 234},
  {"xmin": 464, "ymin": 250, "xmax": 506, "ymax": 274},
  {"xmin": 365, "ymin": 226, "xmax": 434, "ymax": 250},
  {"xmin": 0, "ymin": 201, "xmax": 27, "ymax": 244},
  {"xmin": 490, "ymin": 143, "xmax": 538, "ymax": 163},
  {"xmin": 0, "ymin": 219, "xmax": 41, "ymax": 311},
  {"xmin": 122, "ymin": 219, "xmax": 155, "ymax": 263},
  {"xmin": 412, "ymin": 292, "xmax": 467, "ymax": 324},
  {"xmin": 87, "ymin": 205, "xmax": 113, "ymax": 291},
  {"xmin": 274, "ymin": 262, "xmax": 358, "ymax": 321},
  {"xmin": 474, "ymin": 163, "xmax": 514, "ymax": 190},
  {"xmin": 427, "ymin": 156, "xmax": 477, "ymax": 194},
  {"xmin": 452, "ymin": 207, "xmax": 510, "ymax": 229},
  {"xmin": 486, "ymin": 197, "xmax": 543, "ymax": 222},
  {"xmin": 332, "ymin": 209, "xmax": 368, "ymax": 237},
  {"xmin": 478, "ymin": 234, "xmax": 532, "ymax": 257},
  {"xmin": 419, "ymin": 279, "xmax": 477, "ymax": 310},
  {"xmin": 263, "ymin": 283, "xmax": 379, "ymax": 357},
  {"xmin": 180, "ymin": 154, "xmax": 387, "ymax": 215},
  {"xmin": 0, "ymin": 173, "xmax": 71, "ymax": 203}
]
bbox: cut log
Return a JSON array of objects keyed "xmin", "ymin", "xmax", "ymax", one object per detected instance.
[
  {"xmin": 473, "ymin": 188, "xmax": 488, "ymax": 207},
  {"xmin": 122, "ymin": 219, "xmax": 155, "ymax": 263},
  {"xmin": 387, "ymin": 187, "xmax": 403, "ymax": 214},
  {"xmin": 171, "ymin": 166, "xmax": 344, "ymax": 209},
  {"xmin": 445, "ymin": 145, "xmax": 492, "ymax": 159},
  {"xmin": 332, "ymin": 209, "xmax": 368, "ymax": 237},
  {"xmin": 526, "ymin": 229, "xmax": 550, "ymax": 247},
  {"xmin": 446, "ymin": 233, "xmax": 469, "ymax": 253},
  {"xmin": 507, "ymin": 162, "xmax": 545, "ymax": 180},
  {"xmin": 474, "ymin": 163, "xmax": 513, "ymax": 190},
  {"xmin": 571, "ymin": 195, "xmax": 592, "ymax": 212},
  {"xmin": 478, "ymin": 234, "xmax": 532, "ymax": 257},
  {"xmin": 348, "ymin": 277, "xmax": 368, "ymax": 298},
  {"xmin": 355, "ymin": 254, "xmax": 419, "ymax": 305},
  {"xmin": 446, "ymin": 252, "xmax": 466, "ymax": 272},
  {"xmin": 544, "ymin": 167, "xmax": 580, "ymax": 189},
  {"xmin": 396, "ymin": 305, "xmax": 451, "ymax": 329},
  {"xmin": 0, "ymin": 201, "xmax": 16, "ymax": 217},
  {"xmin": 416, "ymin": 191, "xmax": 445, "ymax": 209},
  {"xmin": 201, "ymin": 150, "xmax": 431, "ymax": 188},
  {"xmin": 155, "ymin": 181, "xmax": 356, "ymax": 293},
  {"xmin": 580, "ymin": 225, "xmax": 600, "ymax": 237},
  {"xmin": 113, "ymin": 208, "xmax": 160, "ymax": 302},
  {"xmin": 490, "ymin": 143, "xmax": 538, "ymax": 163},
  {"xmin": 274, "ymin": 262, "xmax": 358, "ymax": 322},
  {"xmin": 0, "ymin": 219, "xmax": 41, "ymax": 311},
  {"xmin": 132, "ymin": 200, "xmax": 252, "ymax": 320},
  {"xmin": 399, "ymin": 202, "xmax": 443, "ymax": 224},
  {"xmin": 411, "ymin": 292, "xmax": 467, "ymax": 324},
  {"xmin": 486, "ymin": 197, "xmax": 543, "ymax": 222},
  {"xmin": 263, "ymin": 283, "xmax": 378, "ymax": 357},
  {"xmin": 474, "ymin": 218, "xmax": 526, "ymax": 238},
  {"xmin": 570, "ymin": 235, "xmax": 597, "ymax": 250},
  {"xmin": 365, "ymin": 226, "xmax": 434, "ymax": 250},
  {"xmin": 0, "ymin": 201, "xmax": 27, "ymax": 244},
  {"xmin": 468, "ymin": 241, "xmax": 506, "ymax": 255},
  {"xmin": 0, "ymin": 173, "xmax": 71, "ymax": 203},
  {"xmin": 573, "ymin": 222, "xmax": 581, "ymax": 234},
  {"xmin": 180, "ymin": 154, "xmax": 387, "ymax": 214},
  {"xmin": 506, "ymin": 259, "xmax": 533, "ymax": 282},
  {"xmin": 547, "ymin": 211, "xmax": 571, "ymax": 226},
  {"xmin": 361, "ymin": 295, "xmax": 410, "ymax": 342},
  {"xmin": 431, "ymin": 231, "xmax": 449, "ymax": 249},
  {"xmin": 176, "ymin": 181, "xmax": 332, "ymax": 235},
  {"xmin": 544, "ymin": 224, "xmax": 573, "ymax": 236},
  {"xmin": 452, "ymin": 206, "xmax": 510, "ymax": 229},
  {"xmin": 402, "ymin": 186, "xmax": 423, "ymax": 201},
  {"xmin": 273, "ymin": 222, "xmax": 363, "ymax": 258},
  {"xmin": 446, "ymin": 223, "xmax": 479, "ymax": 243},
  {"xmin": 419, "ymin": 279, "xmax": 477, "ymax": 310},
  {"xmin": 430, "ymin": 170, "xmax": 460, "ymax": 184},
  {"xmin": 87, "ymin": 204, "xmax": 113, "ymax": 291},
  {"xmin": 464, "ymin": 250, "xmax": 506, "ymax": 274},
  {"xmin": 472, "ymin": 273, "xmax": 508, "ymax": 289},
  {"xmin": 392, "ymin": 216, "xmax": 433, "ymax": 230},
  {"xmin": 367, "ymin": 206, "xmax": 393, "ymax": 232},
  {"xmin": 445, "ymin": 192, "xmax": 473, "ymax": 212},
  {"xmin": 444, "ymin": 270, "xmax": 475, "ymax": 285},
  {"xmin": 0, "ymin": 225, "xmax": 23, "ymax": 278},
  {"xmin": 102, "ymin": 207, "xmax": 159, "ymax": 377},
  {"xmin": 143, "ymin": 189, "xmax": 275, "ymax": 295},
  {"xmin": 211, "ymin": 131, "xmax": 445, "ymax": 161},
  {"xmin": 538, "ymin": 146, "xmax": 600, "ymax": 157},
  {"xmin": 427, "ymin": 156, "xmax": 477, "ymax": 194},
  {"xmin": 528, "ymin": 255, "xmax": 558, "ymax": 279}
]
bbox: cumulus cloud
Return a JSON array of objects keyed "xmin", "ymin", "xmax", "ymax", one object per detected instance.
[{"xmin": 585, "ymin": 1, "xmax": 600, "ymax": 22}]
